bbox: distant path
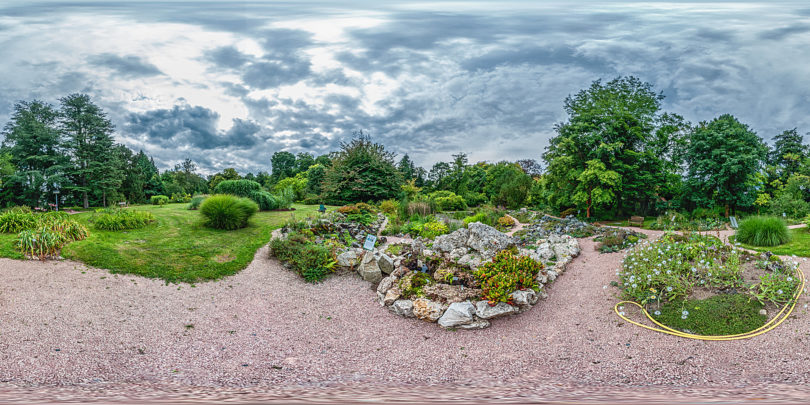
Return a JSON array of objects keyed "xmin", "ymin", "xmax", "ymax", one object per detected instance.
[{"xmin": 504, "ymin": 214, "xmax": 525, "ymax": 237}]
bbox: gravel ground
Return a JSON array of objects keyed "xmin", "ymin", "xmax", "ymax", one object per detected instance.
[{"xmin": 2, "ymin": 227, "xmax": 810, "ymax": 403}]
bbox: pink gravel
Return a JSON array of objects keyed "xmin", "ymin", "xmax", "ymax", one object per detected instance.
[{"xmin": 1, "ymin": 228, "xmax": 810, "ymax": 403}]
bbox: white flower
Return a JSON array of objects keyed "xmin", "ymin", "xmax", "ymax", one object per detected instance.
[
  {"xmin": 778, "ymin": 289, "xmax": 784, "ymax": 295},
  {"xmin": 681, "ymin": 315, "xmax": 688, "ymax": 319},
  {"xmin": 667, "ymin": 286, "xmax": 673, "ymax": 292},
  {"xmin": 682, "ymin": 310, "xmax": 689, "ymax": 315},
  {"xmin": 654, "ymin": 310, "xmax": 661, "ymax": 316},
  {"xmin": 619, "ymin": 311, "xmax": 626, "ymax": 316}
]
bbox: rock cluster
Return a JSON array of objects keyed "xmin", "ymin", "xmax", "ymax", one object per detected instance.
[
  {"xmin": 518, "ymin": 234, "xmax": 581, "ymax": 281},
  {"xmin": 516, "ymin": 215, "xmax": 600, "ymax": 242}
]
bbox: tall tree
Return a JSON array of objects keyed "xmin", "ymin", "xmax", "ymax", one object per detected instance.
[
  {"xmin": 769, "ymin": 128, "xmax": 808, "ymax": 183},
  {"xmin": 60, "ymin": 93, "xmax": 117, "ymax": 208},
  {"xmin": 270, "ymin": 151, "xmax": 297, "ymax": 183},
  {"xmin": 397, "ymin": 154, "xmax": 416, "ymax": 180},
  {"xmin": 1, "ymin": 100, "xmax": 68, "ymax": 206},
  {"xmin": 543, "ymin": 76, "xmax": 684, "ymax": 216},
  {"xmin": 685, "ymin": 114, "xmax": 767, "ymax": 217},
  {"xmin": 295, "ymin": 152, "xmax": 315, "ymax": 174},
  {"xmin": 322, "ymin": 133, "xmax": 402, "ymax": 203}
]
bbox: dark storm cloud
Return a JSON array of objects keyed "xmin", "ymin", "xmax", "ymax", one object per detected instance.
[
  {"xmin": 242, "ymin": 58, "xmax": 311, "ymax": 89},
  {"xmin": 205, "ymin": 46, "xmax": 251, "ymax": 69},
  {"xmin": 89, "ymin": 53, "xmax": 163, "ymax": 78},
  {"xmin": 125, "ymin": 105, "xmax": 259, "ymax": 150},
  {"xmin": 460, "ymin": 45, "xmax": 610, "ymax": 73}
]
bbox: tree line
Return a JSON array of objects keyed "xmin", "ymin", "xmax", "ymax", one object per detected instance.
[{"xmin": 2, "ymin": 79, "xmax": 808, "ymax": 220}]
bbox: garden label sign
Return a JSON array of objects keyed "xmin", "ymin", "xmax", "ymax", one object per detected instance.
[
  {"xmin": 363, "ymin": 235, "xmax": 377, "ymax": 251},
  {"xmin": 729, "ymin": 216, "xmax": 739, "ymax": 229}
]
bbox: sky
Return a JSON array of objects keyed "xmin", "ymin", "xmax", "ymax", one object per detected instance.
[{"xmin": 1, "ymin": 1, "xmax": 809, "ymax": 175}]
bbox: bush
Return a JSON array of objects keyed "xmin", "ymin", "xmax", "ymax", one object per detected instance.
[
  {"xmin": 213, "ymin": 179, "xmax": 262, "ymax": 197},
  {"xmin": 270, "ymin": 232, "xmax": 337, "ymax": 282},
  {"xmin": 735, "ymin": 216, "xmax": 791, "ymax": 247},
  {"xmin": 379, "ymin": 199, "xmax": 399, "ymax": 215},
  {"xmin": 199, "ymin": 194, "xmax": 259, "ymax": 230},
  {"xmin": 150, "ymin": 195, "xmax": 169, "ymax": 206},
  {"xmin": 419, "ymin": 220, "xmax": 448, "ymax": 239},
  {"xmin": 496, "ymin": 215, "xmax": 515, "ymax": 231},
  {"xmin": 92, "ymin": 209, "xmax": 155, "ymax": 231},
  {"xmin": 250, "ymin": 191, "xmax": 280, "ymax": 211},
  {"xmin": 463, "ymin": 212, "xmax": 489, "ymax": 226},
  {"xmin": 188, "ymin": 196, "xmax": 207, "ymax": 210},
  {"xmin": 276, "ymin": 186, "xmax": 295, "ymax": 209},
  {"xmin": 769, "ymin": 192, "xmax": 810, "ymax": 219},
  {"xmin": 170, "ymin": 192, "xmax": 191, "ymax": 203},
  {"xmin": 463, "ymin": 192, "xmax": 488, "ymax": 207},
  {"xmin": 434, "ymin": 195, "xmax": 467, "ymax": 212},
  {"xmin": 8, "ymin": 211, "xmax": 89, "ymax": 258},
  {"xmin": 0, "ymin": 209, "xmax": 39, "ymax": 233},
  {"xmin": 475, "ymin": 249, "xmax": 543, "ymax": 303}
]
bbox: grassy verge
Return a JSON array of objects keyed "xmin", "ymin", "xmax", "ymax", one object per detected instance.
[
  {"xmin": 1, "ymin": 203, "xmax": 326, "ymax": 283},
  {"xmin": 654, "ymin": 294, "xmax": 766, "ymax": 335},
  {"xmin": 734, "ymin": 228, "xmax": 810, "ymax": 257}
]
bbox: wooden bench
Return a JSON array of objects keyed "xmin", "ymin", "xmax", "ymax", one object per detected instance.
[
  {"xmin": 629, "ymin": 215, "xmax": 644, "ymax": 227},
  {"xmin": 117, "ymin": 201, "xmax": 128, "ymax": 208}
]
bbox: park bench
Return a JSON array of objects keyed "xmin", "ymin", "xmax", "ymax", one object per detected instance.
[
  {"xmin": 629, "ymin": 215, "xmax": 644, "ymax": 227},
  {"xmin": 118, "ymin": 201, "xmax": 128, "ymax": 208}
]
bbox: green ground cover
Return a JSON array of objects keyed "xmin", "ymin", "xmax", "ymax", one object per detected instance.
[
  {"xmin": 734, "ymin": 228, "xmax": 810, "ymax": 257},
  {"xmin": 1, "ymin": 203, "xmax": 326, "ymax": 283}
]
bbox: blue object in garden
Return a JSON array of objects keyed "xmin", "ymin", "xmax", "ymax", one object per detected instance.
[{"xmin": 318, "ymin": 204, "xmax": 326, "ymax": 213}]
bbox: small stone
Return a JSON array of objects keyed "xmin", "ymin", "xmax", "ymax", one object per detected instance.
[
  {"xmin": 510, "ymin": 289, "xmax": 538, "ymax": 307},
  {"xmin": 457, "ymin": 319, "xmax": 490, "ymax": 329},
  {"xmin": 390, "ymin": 299, "xmax": 414, "ymax": 318},
  {"xmin": 759, "ymin": 309, "xmax": 768, "ymax": 316},
  {"xmin": 412, "ymin": 298, "xmax": 446, "ymax": 322},
  {"xmin": 383, "ymin": 287, "xmax": 402, "ymax": 306}
]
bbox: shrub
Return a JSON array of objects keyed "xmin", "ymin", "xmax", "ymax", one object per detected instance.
[
  {"xmin": 379, "ymin": 199, "xmax": 399, "ymax": 215},
  {"xmin": 463, "ymin": 212, "xmax": 489, "ymax": 226},
  {"xmin": 419, "ymin": 220, "xmax": 448, "ymax": 239},
  {"xmin": 150, "ymin": 195, "xmax": 169, "ymax": 206},
  {"xmin": 92, "ymin": 209, "xmax": 155, "ymax": 231},
  {"xmin": 496, "ymin": 215, "xmax": 515, "ymax": 231},
  {"xmin": 199, "ymin": 194, "xmax": 259, "ymax": 230},
  {"xmin": 170, "ymin": 192, "xmax": 191, "ymax": 203},
  {"xmin": 250, "ymin": 191, "xmax": 280, "ymax": 211},
  {"xmin": 434, "ymin": 195, "xmax": 467, "ymax": 211},
  {"xmin": 213, "ymin": 179, "xmax": 262, "ymax": 197},
  {"xmin": 559, "ymin": 207, "xmax": 577, "ymax": 217},
  {"xmin": 276, "ymin": 186, "xmax": 295, "ymax": 209},
  {"xmin": 735, "ymin": 216, "xmax": 791, "ymax": 247},
  {"xmin": 463, "ymin": 192, "xmax": 488, "ymax": 207},
  {"xmin": 769, "ymin": 192, "xmax": 810, "ymax": 219},
  {"xmin": 270, "ymin": 232, "xmax": 337, "ymax": 282},
  {"xmin": 475, "ymin": 249, "xmax": 543, "ymax": 303},
  {"xmin": 0, "ymin": 210, "xmax": 39, "ymax": 233},
  {"xmin": 10, "ymin": 211, "xmax": 88, "ymax": 259},
  {"xmin": 188, "ymin": 196, "xmax": 206, "ymax": 210}
]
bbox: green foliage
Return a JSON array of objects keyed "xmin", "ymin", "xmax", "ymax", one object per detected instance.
[
  {"xmin": 418, "ymin": 220, "xmax": 448, "ymax": 239},
  {"xmin": 429, "ymin": 191, "xmax": 468, "ymax": 211},
  {"xmin": 399, "ymin": 271, "xmax": 434, "ymax": 298},
  {"xmin": 199, "ymin": 194, "xmax": 259, "ymax": 230},
  {"xmin": 170, "ymin": 192, "xmax": 191, "ymax": 203},
  {"xmin": 572, "ymin": 159, "xmax": 621, "ymax": 217},
  {"xmin": 276, "ymin": 187, "xmax": 295, "ymax": 209},
  {"xmin": 496, "ymin": 215, "xmax": 515, "ymax": 231},
  {"xmin": 752, "ymin": 270, "xmax": 801, "ymax": 304},
  {"xmin": 654, "ymin": 295, "xmax": 766, "ymax": 336},
  {"xmin": 270, "ymin": 232, "xmax": 337, "ymax": 283},
  {"xmin": 685, "ymin": 114, "xmax": 767, "ymax": 214},
  {"xmin": 735, "ymin": 216, "xmax": 791, "ymax": 247},
  {"xmin": 337, "ymin": 203, "xmax": 377, "ymax": 225},
  {"xmin": 323, "ymin": 133, "xmax": 403, "ymax": 203},
  {"xmin": 378, "ymin": 199, "xmax": 399, "ymax": 215},
  {"xmin": 91, "ymin": 209, "xmax": 155, "ymax": 231},
  {"xmin": 0, "ymin": 208, "xmax": 39, "ymax": 233},
  {"xmin": 250, "ymin": 191, "xmax": 280, "ymax": 211},
  {"xmin": 187, "ymin": 196, "xmax": 206, "ymax": 210},
  {"xmin": 213, "ymin": 179, "xmax": 262, "ymax": 197},
  {"xmin": 462, "ymin": 192, "xmax": 488, "ymax": 207},
  {"xmin": 4, "ymin": 211, "xmax": 89, "ymax": 258},
  {"xmin": 475, "ymin": 249, "xmax": 543, "ymax": 303},
  {"xmin": 273, "ymin": 174, "xmax": 307, "ymax": 201},
  {"xmin": 150, "ymin": 195, "xmax": 169, "ymax": 206}
]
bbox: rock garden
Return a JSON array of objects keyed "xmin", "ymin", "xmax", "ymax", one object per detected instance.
[{"xmin": 270, "ymin": 203, "xmax": 583, "ymax": 329}]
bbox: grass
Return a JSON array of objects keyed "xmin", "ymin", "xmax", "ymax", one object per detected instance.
[
  {"xmin": 0, "ymin": 203, "xmax": 327, "ymax": 283},
  {"xmin": 735, "ymin": 215, "xmax": 791, "ymax": 247},
  {"xmin": 735, "ymin": 228, "xmax": 810, "ymax": 257},
  {"xmin": 655, "ymin": 294, "xmax": 767, "ymax": 335}
]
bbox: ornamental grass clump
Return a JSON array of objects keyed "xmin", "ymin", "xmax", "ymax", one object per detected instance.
[
  {"xmin": 6, "ymin": 210, "xmax": 89, "ymax": 259},
  {"xmin": 92, "ymin": 209, "xmax": 155, "ymax": 231},
  {"xmin": 187, "ymin": 196, "xmax": 207, "ymax": 210},
  {"xmin": 735, "ymin": 216, "xmax": 790, "ymax": 247},
  {"xmin": 199, "ymin": 194, "xmax": 258, "ymax": 230},
  {"xmin": 474, "ymin": 249, "xmax": 543, "ymax": 304}
]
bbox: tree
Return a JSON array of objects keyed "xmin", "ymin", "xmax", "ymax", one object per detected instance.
[
  {"xmin": 427, "ymin": 161, "xmax": 451, "ymax": 190},
  {"xmin": 397, "ymin": 154, "xmax": 416, "ymax": 180},
  {"xmin": 305, "ymin": 163, "xmax": 326, "ymax": 196},
  {"xmin": 209, "ymin": 167, "xmax": 240, "ymax": 190},
  {"xmin": 486, "ymin": 161, "xmax": 532, "ymax": 208},
  {"xmin": 322, "ymin": 133, "xmax": 402, "ymax": 203},
  {"xmin": 270, "ymin": 151, "xmax": 297, "ymax": 183},
  {"xmin": 295, "ymin": 152, "xmax": 315, "ymax": 174},
  {"xmin": 572, "ymin": 159, "xmax": 621, "ymax": 218},
  {"xmin": 1, "ymin": 100, "xmax": 68, "ymax": 207},
  {"xmin": 446, "ymin": 152, "xmax": 468, "ymax": 194},
  {"xmin": 543, "ymin": 76, "xmax": 683, "ymax": 216},
  {"xmin": 255, "ymin": 171, "xmax": 272, "ymax": 188},
  {"xmin": 685, "ymin": 114, "xmax": 767, "ymax": 217},
  {"xmin": 516, "ymin": 159, "xmax": 543, "ymax": 177},
  {"xmin": 60, "ymin": 93, "xmax": 118, "ymax": 208},
  {"xmin": 769, "ymin": 128, "xmax": 808, "ymax": 183}
]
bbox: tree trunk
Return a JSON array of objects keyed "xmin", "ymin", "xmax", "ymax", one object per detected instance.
[
  {"xmin": 83, "ymin": 191, "xmax": 88, "ymax": 209},
  {"xmin": 586, "ymin": 196, "xmax": 592, "ymax": 218},
  {"xmin": 724, "ymin": 203, "xmax": 729, "ymax": 218},
  {"xmin": 102, "ymin": 190, "xmax": 106, "ymax": 207}
]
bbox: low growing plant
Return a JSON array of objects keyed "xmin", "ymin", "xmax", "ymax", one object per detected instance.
[
  {"xmin": 150, "ymin": 195, "xmax": 169, "ymax": 206},
  {"xmin": 475, "ymin": 249, "xmax": 543, "ymax": 304},
  {"xmin": 92, "ymin": 209, "xmax": 156, "ymax": 231}
]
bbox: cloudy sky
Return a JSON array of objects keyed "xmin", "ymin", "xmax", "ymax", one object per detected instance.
[{"xmin": 1, "ymin": 1, "xmax": 809, "ymax": 174}]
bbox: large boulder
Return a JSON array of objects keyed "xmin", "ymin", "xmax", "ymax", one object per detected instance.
[
  {"xmin": 357, "ymin": 252, "xmax": 382, "ymax": 284},
  {"xmin": 474, "ymin": 301, "xmax": 518, "ymax": 319},
  {"xmin": 412, "ymin": 298, "xmax": 446, "ymax": 322},
  {"xmin": 433, "ymin": 228, "xmax": 470, "ymax": 253},
  {"xmin": 466, "ymin": 222, "xmax": 516, "ymax": 259},
  {"xmin": 378, "ymin": 253, "xmax": 395, "ymax": 274},
  {"xmin": 510, "ymin": 289, "xmax": 539, "ymax": 308},
  {"xmin": 437, "ymin": 302, "xmax": 476, "ymax": 328},
  {"xmin": 337, "ymin": 250, "xmax": 358, "ymax": 268}
]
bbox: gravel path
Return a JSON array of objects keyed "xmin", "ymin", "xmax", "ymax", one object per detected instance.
[{"xmin": 2, "ymin": 228, "xmax": 810, "ymax": 403}]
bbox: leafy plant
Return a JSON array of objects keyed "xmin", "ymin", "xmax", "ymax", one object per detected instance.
[
  {"xmin": 752, "ymin": 270, "xmax": 801, "ymax": 304},
  {"xmin": 213, "ymin": 179, "xmax": 262, "ymax": 197},
  {"xmin": 92, "ymin": 209, "xmax": 155, "ymax": 231},
  {"xmin": 496, "ymin": 215, "xmax": 515, "ymax": 231},
  {"xmin": 150, "ymin": 195, "xmax": 169, "ymax": 206},
  {"xmin": 475, "ymin": 249, "xmax": 543, "ymax": 303},
  {"xmin": 249, "ymin": 190, "xmax": 279, "ymax": 211},
  {"xmin": 270, "ymin": 232, "xmax": 337, "ymax": 282},
  {"xmin": 419, "ymin": 220, "xmax": 448, "ymax": 239},
  {"xmin": 199, "ymin": 194, "xmax": 259, "ymax": 230},
  {"xmin": 170, "ymin": 192, "xmax": 192, "ymax": 203},
  {"xmin": 735, "ymin": 216, "xmax": 790, "ymax": 247},
  {"xmin": 187, "ymin": 196, "xmax": 206, "ymax": 210}
]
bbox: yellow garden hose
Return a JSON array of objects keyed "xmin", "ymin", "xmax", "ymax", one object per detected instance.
[{"xmin": 614, "ymin": 263, "xmax": 806, "ymax": 340}]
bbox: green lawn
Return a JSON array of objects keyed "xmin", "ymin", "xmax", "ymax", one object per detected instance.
[
  {"xmin": 1, "ymin": 203, "xmax": 326, "ymax": 283},
  {"xmin": 655, "ymin": 294, "xmax": 766, "ymax": 336},
  {"xmin": 734, "ymin": 227, "xmax": 810, "ymax": 257}
]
